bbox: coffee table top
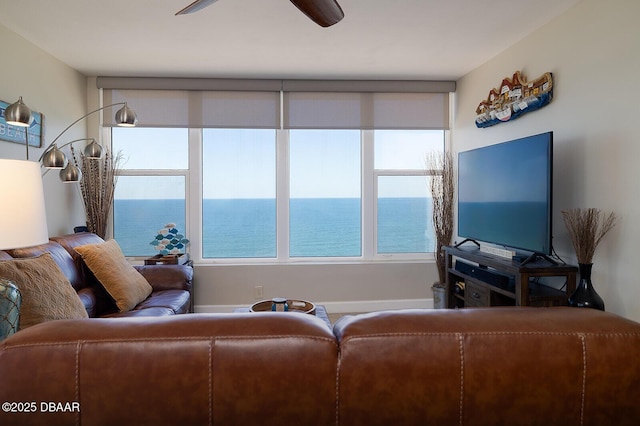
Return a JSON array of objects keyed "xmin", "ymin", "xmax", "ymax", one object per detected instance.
[
  {"xmin": 233, "ymin": 304, "xmax": 331, "ymax": 329},
  {"xmin": 251, "ymin": 299, "xmax": 316, "ymax": 314}
]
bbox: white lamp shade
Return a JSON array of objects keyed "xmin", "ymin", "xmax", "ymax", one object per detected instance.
[{"xmin": 0, "ymin": 159, "xmax": 49, "ymax": 250}]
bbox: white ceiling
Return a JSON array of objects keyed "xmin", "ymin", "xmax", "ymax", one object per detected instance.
[{"xmin": 0, "ymin": 0, "xmax": 579, "ymax": 80}]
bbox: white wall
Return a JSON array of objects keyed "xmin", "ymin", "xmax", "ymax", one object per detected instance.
[
  {"xmin": 454, "ymin": 0, "xmax": 640, "ymax": 320},
  {"xmin": 195, "ymin": 261, "xmax": 432, "ymax": 313},
  {"xmin": 0, "ymin": 23, "xmax": 87, "ymax": 236}
]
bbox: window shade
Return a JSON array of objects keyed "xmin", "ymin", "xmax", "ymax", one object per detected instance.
[
  {"xmin": 100, "ymin": 78, "xmax": 452, "ymax": 130},
  {"xmin": 283, "ymin": 92, "xmax": 449, "ymax": 130},
  {"xmin": 103, "ymin": 89, "xmax": 280, "ymax": 129}
]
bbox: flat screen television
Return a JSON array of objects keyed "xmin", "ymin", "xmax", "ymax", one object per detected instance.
[{"xmin": 457, "ymin": 131, "xmax": 553, "ymax": 261}]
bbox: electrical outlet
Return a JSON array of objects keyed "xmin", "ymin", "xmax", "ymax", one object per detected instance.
[{"xmin": 254, "ymin": 285, "xmax": 264, "ymax": 299}]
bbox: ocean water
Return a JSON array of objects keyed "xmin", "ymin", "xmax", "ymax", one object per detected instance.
[{"xmin": 114, "ymin": 198, "xmax": 435, "ymax": 258}]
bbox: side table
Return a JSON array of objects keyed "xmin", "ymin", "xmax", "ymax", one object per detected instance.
[{"xmin": 144, "ymin": 253, "xmax": 193, "ymax": 266}]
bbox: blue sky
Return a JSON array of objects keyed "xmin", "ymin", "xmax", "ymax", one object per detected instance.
[{"xmin": 113, "ymin": 127, "xmax": 441, "ymax": 200}]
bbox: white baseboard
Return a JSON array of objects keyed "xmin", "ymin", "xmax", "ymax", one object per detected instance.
[{"xmin": 195, "ymin": 298, "xmax": 433, "ymax": 314}]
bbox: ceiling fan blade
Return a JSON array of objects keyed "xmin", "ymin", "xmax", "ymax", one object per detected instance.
[
  {"xmin": 289, "ymin": 0, "xmax": 344, "ymax": 27},
  {"xmin": 175, "ymin": 0, "xmax": 219, "ymax": 16}
]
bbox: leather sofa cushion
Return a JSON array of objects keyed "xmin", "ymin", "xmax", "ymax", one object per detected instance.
[
  {"xmin": 50, "ymin": 233, "xmax": 105, "ymax": 290},
  {"xmin": 132, "ymin": 290, "xmax": 191, "ymax": 314},
  {"xmin": 76, "ymin": 287, "xmax": 114, "ymax": 318},
  {"xmin": 100, "ymin": 306, "xmax": 177, "ymax": 317}
]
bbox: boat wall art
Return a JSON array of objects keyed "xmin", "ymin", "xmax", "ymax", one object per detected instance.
[{"xmin": 475, "ymin": 70, "xmax": 553, "ymax": 128}]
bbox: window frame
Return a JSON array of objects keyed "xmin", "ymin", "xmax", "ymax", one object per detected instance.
[
  {"xmin": 108, "ymin": 127, "xmax": 191, "ymax": 259},
  {"xmin": 368, "ymin": 130, "xmax": 444, "ymax": 261},
  {"xmin": 108, "ymin": 127, "xmax": 447, "ymax": 264}
]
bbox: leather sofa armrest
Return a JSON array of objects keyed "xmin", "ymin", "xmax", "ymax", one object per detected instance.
[{"xmin": 134, "ymin": 264, "xmax": 193, "ymax": 292}]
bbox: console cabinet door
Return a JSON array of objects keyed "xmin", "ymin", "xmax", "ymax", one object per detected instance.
[{"xmin": 464, "ymin": 280, "xmax": 489, "ymax": 307}]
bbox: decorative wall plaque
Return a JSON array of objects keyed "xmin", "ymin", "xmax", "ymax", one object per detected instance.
[{"xmin": 475, "ymin": 71, "xmax": 553, "ymax": 128}]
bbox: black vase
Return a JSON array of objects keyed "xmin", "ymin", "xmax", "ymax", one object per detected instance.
[{"xmin": 568, "ymin": 263, "xmax": 605, "ymax": 311}]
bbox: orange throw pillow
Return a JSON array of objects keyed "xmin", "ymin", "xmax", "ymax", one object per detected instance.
[{"xmin": 74, "ymin": 239, "xmax": 152, "ymax": 312}]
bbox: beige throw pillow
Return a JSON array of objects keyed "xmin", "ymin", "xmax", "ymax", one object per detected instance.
[
  {"xmin": 74, "ymin": 239, "xmax": 152, "ymax": 312},
  {"xmin": 0, "ymin": 253, "xmax": 88, "ymax": 330}
]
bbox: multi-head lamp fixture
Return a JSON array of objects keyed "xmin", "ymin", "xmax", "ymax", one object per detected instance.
[{"xmin": 4, "ymin": 96, "xmax": 137, "ymax": 182}]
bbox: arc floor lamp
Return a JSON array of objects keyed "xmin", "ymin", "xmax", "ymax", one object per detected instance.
[{"xmin": 4, "ymin": 96, "xmax": 138, "ymax": 182}]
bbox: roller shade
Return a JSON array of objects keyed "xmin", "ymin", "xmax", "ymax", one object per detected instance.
[
  {"xmin": 283, "ymin": 91, "xmax": 450, "ymax": 130},
  {"xmin": 99, "ymin": 77, "xmax": 453, "ymax": 130},
  {"xmin": 103, "ymin": 89, "xmax": 281, "ymax": 129}
]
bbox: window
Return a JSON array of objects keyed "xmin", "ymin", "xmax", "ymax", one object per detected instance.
[
  {"xmin": 112, "ymin": 128, "xmax": 188, "ymax": 256},
  {"xmin": 111, "ymin": 128, "xmax": 445, "ymax": 260},
  {"xmin": 202, "ymin": 129, "xmax": 277, "ymax": 258},
  {"xmin": 289, "ymin": 130, "xmax": 361, "ymax": 257},
  {"xmin": 374, "ymin": 130, "xmax": 444, "ymax": 255},
  {"xmin": 103, "ymin": 83, "xmax": 450, "ymax": 262}
]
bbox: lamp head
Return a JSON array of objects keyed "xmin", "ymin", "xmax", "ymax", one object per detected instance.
[
  {"xmin": 59, "ymin": 163, "xmax": 82, "ymax": 183},
  {"xmin": 83, "ymin": 139, "xmax": 102, "ymax": 159},
  {"xmin": 4, "ymin": 96, "xmax": 32, "ymax": 127},
  {"xmin": 115, "ymin": 103, "xmax": 137, "ymax": 127},
  {"xmin": 42, "ymin": 145, "xmax": 67, "ymax": 169}
]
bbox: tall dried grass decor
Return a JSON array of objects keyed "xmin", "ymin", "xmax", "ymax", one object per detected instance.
[
  {"xmin": 71, "ymin": 145, "xmax": 122, "ymax": 239},
  {"xmin": 561, "ymin": 208, "xmax": 618, "ymax": 310},
  {"xmin": 426, "ymin": 151, "xmax": 455, "ymax": 308}
]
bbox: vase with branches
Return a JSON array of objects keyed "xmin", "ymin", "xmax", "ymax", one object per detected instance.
[
  {"xmin": 561, "ymin": 208, "xmax": 618, "ymax": 310},
  {"xmin": 426, "ymin": 151, "xmax": 455, "ymax": 308},
  {"xmin": 71, "ymin": 145, "xmax": 122, "ymax": 239}
]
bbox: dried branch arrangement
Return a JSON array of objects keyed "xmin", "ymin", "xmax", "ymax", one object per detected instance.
[
  {"xmin": 426, "ymin": 151, "xmax": 455, "ymax": 284},
  {"xmin": 561, "ymin": 208, "xmax": 618, "ymax": 264},
  {"xmin": 71, "ymin": 145, "xmax": 122, "ymax": 239}
]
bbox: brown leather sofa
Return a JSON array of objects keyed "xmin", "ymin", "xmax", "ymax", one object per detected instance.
[
  {"xmin": 1, "ymin": 307, "xmax": 639, "ymax": 425},
  {"xmin": 0, "ymin": 232, "xmax": 193, "ymax": 317}
]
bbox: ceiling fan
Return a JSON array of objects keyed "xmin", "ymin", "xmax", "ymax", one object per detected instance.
[{"xmin": 175, "ymin": 0, "xmax": 344, "ymax": 27}]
